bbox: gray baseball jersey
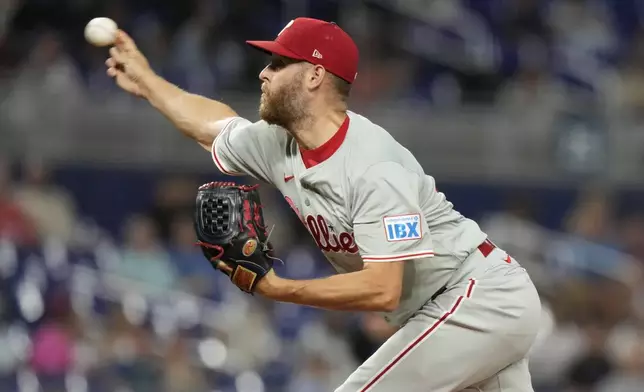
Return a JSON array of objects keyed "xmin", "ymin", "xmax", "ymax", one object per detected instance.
[
  {"xmin": 212, "ymin": 110, "xmax": 487, "ymax": 326},
  {"xmin": 211, "ymin": 110, "xmax": 540, "ymax": 391}
]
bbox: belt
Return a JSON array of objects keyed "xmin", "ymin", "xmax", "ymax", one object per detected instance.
[{"xmin": 429, "ymin": 238, "xmax": 496, "ymax": 302}]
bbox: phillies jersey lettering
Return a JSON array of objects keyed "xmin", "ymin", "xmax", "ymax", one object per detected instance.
[
  {"xmin": 305, "ymin": 214, "xmax": 359, "ymax": 254},
  {"xmin": 211, "ymin": 111, "xmax": 487, "ymax": 325}
]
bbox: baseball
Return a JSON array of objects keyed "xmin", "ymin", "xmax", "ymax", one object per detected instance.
[{"xmin": 84, "ymin": 17, "xmax": 118, "ymax": 47}]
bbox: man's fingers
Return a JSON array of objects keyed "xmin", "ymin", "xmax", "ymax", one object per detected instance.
[
  {"xmin": 106, "ymin": 67, "xmax": 118, "ymax": 77},
  {"xmin": 105, "ymin": 57, "xmax": 116, "ymax": 68},
  {"xmin": 115, "ymin": 30, "xmax": 138, "ymax": 53},
  {"xmin": 109, "ymin": 47, "xmax": 125, "ymax": 63}
]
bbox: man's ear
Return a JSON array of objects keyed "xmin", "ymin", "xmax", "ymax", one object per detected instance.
[{"xmin": 306, "ymin": 64, "xmax": 326, "ymax": 91}]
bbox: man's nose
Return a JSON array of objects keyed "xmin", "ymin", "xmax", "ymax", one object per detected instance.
[{"xmin": 259, "ymin": 65, "xmax": 271, "ymax": 82}]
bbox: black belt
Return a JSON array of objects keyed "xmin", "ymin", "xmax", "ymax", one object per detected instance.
[{"xmin": 429, "ymin": 239, "xmax": 496, "ymax": 302}]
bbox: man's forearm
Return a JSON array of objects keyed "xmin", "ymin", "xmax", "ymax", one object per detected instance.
[
  {"xmin": 259, "ymin": 269, "xmax": 400, "ymax": 312},
  {"xmin": 141, "ymin": 72, "xmax": 238, "ymax": 149}
]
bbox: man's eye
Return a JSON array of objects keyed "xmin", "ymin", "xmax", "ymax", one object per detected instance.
[{"xmin": 268, "ymin": 59, "xmax": 286, "ymax": 70}]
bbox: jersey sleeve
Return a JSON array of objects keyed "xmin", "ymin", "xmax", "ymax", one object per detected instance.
[
  {"xmin": 211, "ymin": 117, "xmax": 281, "ymax": 184},
  {"xmin": 350, "ymin": 162, "xmax": 434, "ymax": 262}
]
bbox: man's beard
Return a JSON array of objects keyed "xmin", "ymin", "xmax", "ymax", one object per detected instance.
[{"xmin": 259, "ymin": 75, "xmax": 307, "ymax": 130}]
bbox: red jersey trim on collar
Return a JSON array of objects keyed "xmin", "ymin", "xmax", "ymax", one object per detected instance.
[{"xmin": 300, "ymin": 115, "xmax": 350, "ymax": 169}]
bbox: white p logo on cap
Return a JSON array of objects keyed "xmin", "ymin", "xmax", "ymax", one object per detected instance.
[{"xmin": 278, "ymin": 20, "xmax": 294, "ymax": 37}]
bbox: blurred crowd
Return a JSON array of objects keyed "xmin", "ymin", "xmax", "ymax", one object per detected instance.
[
  {"xmin": 0, "ymin": 157, "xmax": 393, "ymax": 392},
  {"xmin": 1, "ymin": 0, "xmax": 644, "ymax": 111},
  {"xmin": 1, "ymin": 0, "xmax": 644, "ymax": 391},
  {"xmin": 482, "ymin": 189, "xmax": 644, "ymax": 392},
  {"xmin": 1, "ymin": 160, "xmax": 644, "ymax": 392}
]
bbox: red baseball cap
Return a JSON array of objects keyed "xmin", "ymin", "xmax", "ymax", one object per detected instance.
[{"xmin": 246, "ymin": 17, "xmax": 359, "ymax": 84}]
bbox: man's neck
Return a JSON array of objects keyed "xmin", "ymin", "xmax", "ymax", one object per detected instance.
[{"xmin": 290, "ymin": 109, "xmax": 347, "ymax": 150}]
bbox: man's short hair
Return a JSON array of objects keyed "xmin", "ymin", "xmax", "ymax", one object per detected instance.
[{"xmin": 330, "ymin": 74, "xmax": 352, "ymax": 101}]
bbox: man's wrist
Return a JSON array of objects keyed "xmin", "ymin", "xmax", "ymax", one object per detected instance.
[
  {"xmin": 139, "ymin": 71, "xmax": 161, "ymax": 100},
  {"xmin": 256, "ymin": 269, "xmax": 288, "ymax": 298}
]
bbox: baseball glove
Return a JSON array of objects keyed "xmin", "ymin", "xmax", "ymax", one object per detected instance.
[{"xmin": 194, "ymin": 181, "xmax": 274, "ymax": 293}]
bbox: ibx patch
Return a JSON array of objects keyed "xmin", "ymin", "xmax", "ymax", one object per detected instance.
[{"xmin": 383, "ymin": 214, "xmax": 422, "ymax": 242}]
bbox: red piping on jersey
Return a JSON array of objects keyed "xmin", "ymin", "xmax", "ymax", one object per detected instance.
[
  {"xmin": 211, "ymin": 119, "xmax": 243, "ymax": 176},
  {"xmin": 212, "ymin": 142, "xmax": 236, "ymax": 175},
  {"xmin": 362, "ymin": 250, "xmax": 435, "ymax": 262},
  {"xmin": 358, "ymin": 279, "xmax": 477, "ymax": 392},
  {"xmin": 300, "ymin": 115, "xmax": 350, "ymax": 168}
]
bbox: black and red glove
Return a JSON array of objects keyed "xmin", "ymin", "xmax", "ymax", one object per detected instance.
[{"xmin": 194, "ymin": 181, "xmax": 274, "ymax": 293}]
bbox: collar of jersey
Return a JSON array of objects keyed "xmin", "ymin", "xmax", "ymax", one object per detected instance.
[{"xmin": 299, "ymin": 115, "xmax": 350, "ymax": 169}]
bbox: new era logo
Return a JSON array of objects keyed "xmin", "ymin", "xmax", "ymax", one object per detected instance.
[
  {"xmin": 312, "ymin": 49, "xmax": 323, "ymax": 59},
  {"xmin": 383, "ymin": 214, "xmax": 422, "ymax": 242}
]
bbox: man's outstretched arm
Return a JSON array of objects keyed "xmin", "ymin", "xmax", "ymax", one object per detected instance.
[
  {"xmin": 106, "ymin": 30, "xmax": 237, "ymax": 150},
  {"xmin": 253, "ymin": 261, "xmax": 404, "ymax": 312}
]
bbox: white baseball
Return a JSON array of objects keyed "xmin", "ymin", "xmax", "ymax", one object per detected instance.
[{"xmin": 84, "ymin": 17, "xmax": 118, "ymax": 47}]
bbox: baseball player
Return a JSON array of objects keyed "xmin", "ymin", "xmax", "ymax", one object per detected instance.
[{"xmin": 106, "ymin": 17, "xmax": 541, "ymax": 391}]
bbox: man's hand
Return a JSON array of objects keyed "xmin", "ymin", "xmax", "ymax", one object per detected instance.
[
  {"xmin": 105, "ymin": 30, "xmax": 154, "ymax": 98},
  {"xmin": 102, "ymin": 29, "xmax": 237, "ymax": 149}
]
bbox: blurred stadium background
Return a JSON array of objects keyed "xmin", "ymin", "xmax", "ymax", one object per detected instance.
[{"xmin": 1, "ymin": 0, "xmax": 644, "ymax": 391}]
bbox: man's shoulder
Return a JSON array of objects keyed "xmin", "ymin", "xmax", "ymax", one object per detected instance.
[
  {"xmin": 237, "ymin": 118, "xmax": 285, "ymax": 134},
  {"xmin": 348, "ymin": 111, "xmax": 408, "ymax": 151},
  {"xmin": 347, "ymin": 111, "xmax": 392, "ymax": 139},
  {"xmin": 226, "ymin": 118, "xmax": 290, "ymax": 144},
  {"xmin": 346, "ymin": 111, "xmax": 421, "ymax": 173}
]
